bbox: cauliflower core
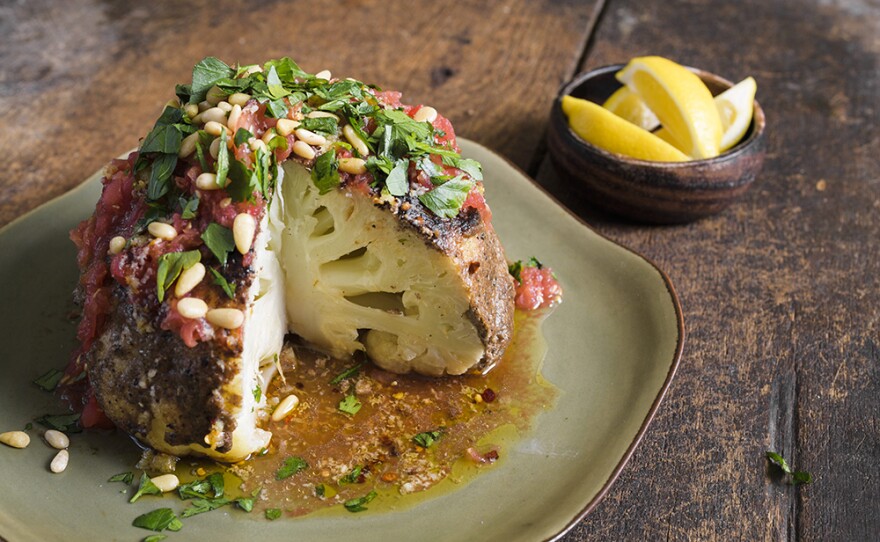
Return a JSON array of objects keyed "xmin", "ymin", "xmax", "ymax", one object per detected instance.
[{"xmin": 276, "ymin": 162, "xmax": 487, "ymax": 376}]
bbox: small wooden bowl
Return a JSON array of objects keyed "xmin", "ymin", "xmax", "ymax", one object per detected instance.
[{"xmin": 547, "ymin": 64, "xmax": 766, "ymax": 223}]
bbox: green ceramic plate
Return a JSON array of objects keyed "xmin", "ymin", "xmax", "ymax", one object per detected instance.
[{"xmin": 0, "ymin": 139, "xmax": 683, "ymax": 542}]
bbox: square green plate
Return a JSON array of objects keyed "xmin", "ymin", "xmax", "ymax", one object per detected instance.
[{"xmin": 0, "ymin": 139, "xmax": 683, "ymax": 541}]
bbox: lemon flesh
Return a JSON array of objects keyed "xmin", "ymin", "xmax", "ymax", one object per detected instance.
[
  {"xmin": 602, "ymin": 86, "xmax": 660, "ymax": 131},
  {"xmin": 616, "ymin": 56, "xmax": 722, "ymax": 159},
  {"xmin": 561, "ymin": 95, "xmax": 690, "ymax": 162}
]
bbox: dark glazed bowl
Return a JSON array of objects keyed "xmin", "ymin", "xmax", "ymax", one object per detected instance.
[{"xmin": 548, "ymin": 64, "xmax": 766, "ymax": 223}]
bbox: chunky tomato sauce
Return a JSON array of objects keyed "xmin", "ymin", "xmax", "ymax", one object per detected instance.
[{"xmin": 514, "ymin": 266, "xmax": 563, "ymax": 311}]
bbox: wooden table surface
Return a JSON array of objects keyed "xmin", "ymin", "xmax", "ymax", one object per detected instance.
[{"xmin": 2, "ymin": 1, "xmax": 877, "ymax": 540}]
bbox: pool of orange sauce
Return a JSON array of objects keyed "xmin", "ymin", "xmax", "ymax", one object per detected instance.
[{"xmin": 232, "ymin": 309, "xmax": 558, "ymax": 517}]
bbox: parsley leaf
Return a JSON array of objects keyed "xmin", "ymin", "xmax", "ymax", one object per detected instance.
[
  {"xmin": 33, "ymin": 368, "xmax": 64, "ymax": 392},
  {"xmin": 384, "ymin": 159, "xmax": 409, "ymax": 196},
  {"xmin": 35, "ymin": 413, "xmax": 81, "ymax": 433},
  {"xmin": 215, "ymin": 129, "xmax": 229, "ymax": 188},
  {"xmin": 146, "ymin": 153, "xmax": 178, "ymax": 201},
  {"xmin": 234, "ymin": 128, "xmax": 254, "ymax": 147},
  {"xmin": 455, "ymin": 157, "xmax": 483, "ymax": 181},
  {"xmin": 209, "ymin": 267, "xmax": 236, "ymax": 298},
  {"xmin": 252, "ymin": 385, "xmax": 262, "ymax": 403},
  {"xmin": 132, "ymin": 508, "xmax": 183, "ymax": 532},
  {"xmin": 330, "ymin": 362, "xmax": 363, "ymax": 385},
  {"xmin": 108, "ymin": 471, "xmax": 134, "ymax": 484},
  {"xmin": 265, "ymin": 98, "xmax": 289, "ymax": 119},
  {"xmin": 338, "ymin": 394, "xmax": 361, "ymax": 415},
  {"xmin": 181, "ymin": 497, "xmax": 230, "ymax": 518},
  {"xmin": 766, "ymin": 451, "xmax": 813, "ymax": 485},
  {"xmin": 343, "ymin": 490, "xmax": 377, "ymax": 512},
  {"xmin": 190, "ymin": 57, "xmax": 234, "ymax": 103},
  {"xmin": 130, "ymin": 472, "xmax": 162, "ymax": 503},
  {"xmin": 311, "ymin": 150, "xmax": 340, "ymax": 194},
  {"xmin": 276, "ymin": 456, "xmax": 309, "ymax": 480},
  {"xmin": 235, "ymin": 489, "xmax": 260, "ymax": 512},
  {"xmin": 156, "ymin": 250, "xmax": 201, "ymax": 302},
  {"xmin": 340, "ymin": 465, "xmax": 364, "ymax": 484},
  {"xmin": 200, "ymin": 223, "xmax": 235, "ymax": 266},
  {"xmin": 179, "ymin": 195, "xmax": 199, "ymax": 219},
  {"xmin": 412, "ymin": 429, "xmax": 443, "ymax": 448},
  {"xmin": 143, "ymin": 535, "xmax": 168, "ymax": 542},
  {"xmin": 508, "ymin": 257, "xmax": 543, "ymax": 283},
  {"xmin": 140, "ymin": 107, "xmax": 184, "ymax": 154},
  {"xmin": 265, "ymin": 508, "xmax": 282, "ymax": 520},
  {"xmin": 417, "ymin": 176, "xmax": 474, "ymax": 218},
  {"xmin": 301, "ymin": 116, "xmax": 338, "ymax": 135}
]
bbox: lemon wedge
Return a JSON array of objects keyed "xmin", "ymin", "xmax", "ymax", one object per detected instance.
[
  {"xmin": 602, "ymin": 86, "xmax": 660, "ymax": 131},
  {"xmin": 616, "ymin": 56, "xmax": 722, "ymax": 159},
  {"xmin": 561, "ymin": 95, "xmax": 690, "ymax": 162}
]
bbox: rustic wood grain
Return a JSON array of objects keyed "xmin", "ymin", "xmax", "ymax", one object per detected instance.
[
  {"xmin": 0, "ymin": 0, "xmax": 596, "ymax": 229},
  {"xmin": 541, "ymin": 1, "xmax": 880, "ymax": 540}
]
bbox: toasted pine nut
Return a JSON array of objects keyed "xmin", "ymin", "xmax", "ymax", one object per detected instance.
[
  {"xmin": 177, "ymin": 297, "xmax": 208, "ymax": 319},
  {"xmin": 294, "ymin": 128, "xmax": 326, "ymax": 146},
  {"xmin": 198, "ymin": 100, "xmax": 212, "ymax": 112},
  {"xmin": 292, "ymin": 140, "xmax": 316, "ymax": 160},
  {"xmin": 108, "ymin": 236, "xmax": 126, "ymax": 255},
  {"xmin": 307, "ymin": 110, "xmax": 339, "ymax": 120},
  {"xmin": 275, "ymin": 118, "xmax": 300, "ymax": 137},
  {"xmin": 201, "ymin": 107, "xmax": 227, "ymax": 125},
  {"xmin": 204, "ymin": 121, "xmax": 228, "ymax": 137},
  {"xmin": 262, "ymin": 128, "xmax": 278, "ymax": 144},
  {"xmin": 315, "ymin": 69, "xmax": 331, "ymax": 80},
  {"xmin": 206, "ymin": 308, "xmax": 244, "ymax": 330},
  {"xmin": 175, "ymin": 262, "xmax": 206, "ymax": 297},
  {"xmin": 150, "ymin": 474, "xmax": 180, "ymax": 493},
  {"xmin": 148, "ymin": 222, "xmax": 177, "ymax": 241},
  {"xmin": 216, "ymin": 101, "xmax": 233, "ymax": 112},
  {"xmin": 271, "ymin": 394, "xmax": 300, "ymax": 421},
  {"xmin": 240, "ymin": 65, "xmax": 262, "ymax": 77},
  {"xmin": 0, "ymin": 431, "xmax": 30, "ymax": 449},
  {"xmin": 206, "ymin": 85, "xmax": 225, "ymax": 106},
  {"xmin": 339, "ymin": 157, "xmax": 367, "ymax": 175},
  {"xmin": 196, "ymin": 172, "xmax": 221, "ymax": 190},
  {"xmin": 233, "ymin": 213, "xmax": 257, "ymax": 254},
  {"xmin": 219, "ymin": 197, "xmax": 232, "ymax": 208},
  {"xmin": 343, "ymin": 125, "xmax": 369, "ymax": 157},
  {"xmin": 184, "ymin": 103, "xmax": 199, "ymax": 119},
  {"xmin": 50, "ymin": 449, "xmax": 69, "ymax": 473},
  {"xmin": 227, "ymin": 104, "xmax": 242, "ymax": 132},
  {"xmin": 179, "ymin": 132, "xmax": 199, "ymax": 158},
  {"xmin": 209, "ymin": 137, "xmax": 221, "ymax": 159},
  {"xmin": 44, "ymin": 430, "xmax": 69, "ymax": 450},
  {"xmin": 250, "ymin": 139, "xmax": 268, "ymax": 153},
  {"xmin": 228, "ymin": 92, "xmax": 252, "ymax": 107},
  {"xmin": 413, "ymin": 106, "xmax": 438, "ymax": 123}
]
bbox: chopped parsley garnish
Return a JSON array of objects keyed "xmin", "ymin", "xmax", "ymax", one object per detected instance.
[
  {"xmin": 132, "ymin": 508, "xmax": 183, "ymax": 533},
  {"xmin": 209, "ymin": 267, "xmax": 235, "ymax": 298},
  {"xmin": 314, "ymin": 484, "xmax": 326, "ymax": 498},
  {"xmin": 35, "ymin": 413, "xmax": 81, "ymax": 433},
  {"xmin": 33, "ymin": 368, "xmax": 64, "ymax": 392},
  {"xmin": 143, "ymin": 535, "xmax": 168, "ymax": 542},
  {"xmin": 412, "ymin": 429, "xmax": 443, "ymax": 448},
  {"xmin": 156, "ymin": 250, "xmax": 201, "ymax": 302},
  {"xmin": 265, "ymin": 508, "xmax": 282, "ymax": 520},
  {"xmin": 215, "ymin": 128, "xmax": 230, "ymax": 188},
  {"xmin": 418, "ymin": 176, "xmax": 474, "ymax": 218},
  {"xmin": 108, "ymin": 471, "xmax": 134, "ymax": 484},
  {"xmin": 300, "ymin": 116, "xmax": 338, "ymax": 135},
  {"xmin": 766, "ymin": 451, "xmax": 812, "ymax": 485},
  {"xmin": 252, "ymin": 385, "xmax": 262, "ymax": 403},
  {"xmin": 178, "ymin": 195, "xmax": 199, "ymax": 219},
  {"xmin": 330, "ymin": 362, "xmax": 363, "ymax": 385},
  {"xmin": 343, "ymin": 490, "xmax": 377, "ymax": 512},
  {"xmin": 181, "ymin": 497, "xmax": 229, "ymax": 518},
  {"xmin": 311, "ymin": 150, "xmax": 340, "ymax": 194},
  {"xmin": 200, "ymin": 223, "xmax": 235, "ymax": 266},
  {"xmin": 276, "ymin": 456, "xmax": 309, "ymax": 480},
  {"xmin": 508, "ymin": 257, "xmax": 543, "ymax": 283},
  {"xmin": 234, "ymin": 128, "xmax": 254, "ymax": 147},
  {"xmin": 187, "ymin": 57, "xmax": 235, "ymax": 103},
  {"xmin": 338, "ymin": 394, "xmax": 362, "ymax": 415},
  {"xmin": 130, "ymin": 472, "xmax": 162, "ymax": 503},
  {"xmin": 384, "ymin": 159, "xmax": 409, "ymax": 196},
  {"xmin": 339, "ymin": 465, "xmax": 364, "ymax": 484}
]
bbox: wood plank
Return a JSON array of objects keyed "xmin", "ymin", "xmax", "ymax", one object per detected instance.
[
  {"xmin": 544, "ymin": 0, "xmax": 880, "ymax": 540},
  {"xmin": 0, "ymin": 0, "xmax": 598, "ymax": 228}
]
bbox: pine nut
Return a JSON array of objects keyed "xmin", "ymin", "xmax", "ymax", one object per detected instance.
[
  {"xmin": 262, "ymin": 128, "xmax": 278, "ymax": 144},
  {"xmin": 250, "ymin": 139, "xmax": 268, "ymax": 153},
  {"xmin": 177, "ymin": 297, "xmax": 208, "ymax": 319},
  {"xmin": 175, "ymin": 262, "xmax": 206, "ymax": 297},
  {"xmin": 44, "ymin": 430, "xmax": 69, "ymax": 450},
  {"xmin": 307, "ymin": 110, "xmax": 339, "ymax": 120},
  {"xmin": 275, "ymin": 118, "xmax": 300, "ymax": 137},
  {"xmin": 216, "ymin": 101, "xmax": 233, "ymax": 112},
  {"xmin": 343, "ymin": 125, "xmax": 369, "ymax": 157},
  {"xmin": 201, "ymin": 107, "xmax": 227, "ymax": 125},
  {"xmin": 179, "ymin": 132, "xmax": 199, "ymax": 158},
  {"xmin": 292, "ymin": 140, "xmax": 316, "ymax": 160},
  {"xmin": 206, "ymin": 85, "xmax": 225, "ymax": 106},
  {"xmin": 240, "ymin": 65, "xmax": 262, "ymax": 77},
  {"xmin": 414, "ymin": 106, "xmax": 438, "ymax": 123},
  {"xmin": 204, "ymin": 121, "xmax": 228, "ymax": 137},
  {"xmin": 228, "ymin": 92, "xmax": 251, "ymax": 107},
  {"xmin": 196, "ymin": 172, "xmax": 221, "ymax": 190},
  {"xmin": 198, "ymin": 100, "xmax": 212, "ymax": 112},
  {"xmin": 294, "ymin": 128, "xmax": 326, "ymax": 146},
  {"xmin": 50, "ymin": 449, "xmax": 69, "ymax": 473},
  {"xmin": 184, "ymin": 103, "xmax": 199, "ymax": 119},
  {"xmin": 206, "ymin": 308, "xmax": 244, "ymax": 330},
  {"xmin": 271, "ymin": 394, "xmax": 300, "ymax": 421},
  {"xmin": 209, "ymin": 137, "xmax": 220, "ymax": 159},
  {"xmin": 0, "ymin": 431, "xmax": 30, "ymax": 448},
  {"xmin": 227, "ymin": 104, "xmax": 242, "ymax": 132},
  {"xmin": 150, "ymin": 474, "xmax": 180, "ymax": 493},
  {"xmin": 339, "ymin": 157, "xmax": 367, "ymax": 175},
  {"xmin": 219, "ymin": 197, "xmax": 232, "ymax": 208},
  {"xmin": 233, "ymin": 213, "xmax": 257, "ymax": 254},
  {"xmin": 108, "ymin": 236, "xmax": 126, "ymax": 255},
  {"xmin": 148, "ymin": 222, "xmax": 177, "ymax": 241},
  {"xmin": 315, "ymin": 70, "xmax": 332, "ymax": 80}
]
